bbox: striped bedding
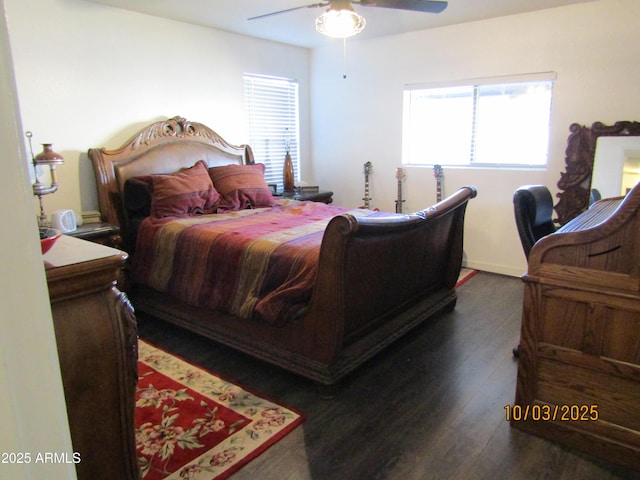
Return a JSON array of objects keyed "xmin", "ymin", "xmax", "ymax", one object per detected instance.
[{"xmin": 132, "ymin": 200, "xmax": 376, "ymax": 326}]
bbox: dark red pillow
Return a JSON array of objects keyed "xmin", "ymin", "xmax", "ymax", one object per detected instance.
[
  {"xmin": 208, "ymin": 163, "xmax": 276, "ymax": 211},
  {"xmin": 149, "ymin": 160, "xmax": 221, "ymax": 218}
]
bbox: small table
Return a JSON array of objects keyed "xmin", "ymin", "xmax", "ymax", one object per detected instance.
[
  {"xmin": 68, "ymin": 222, "xmax": 121, "ymax": 248},
  {"xmin": 276, "ymin": 190, "xmax": 333, "ymax": 204}
]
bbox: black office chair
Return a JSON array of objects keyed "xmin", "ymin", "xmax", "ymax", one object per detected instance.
[
  {"xmin": 512, "ymin": 185, "xmax": 557, "ymax": 358},
  {"xmin": 513, "ymin": 185, "xmax": 557, "ymax": 259}
]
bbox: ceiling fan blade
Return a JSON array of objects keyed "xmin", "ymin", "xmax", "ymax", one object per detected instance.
[
  {"xmin": 248, "ymin": 3, "xmax": 328, "ymax": 21},
  {"xmin": 356, "ymin": 0, "xmax": 447, "ymax": 14}
]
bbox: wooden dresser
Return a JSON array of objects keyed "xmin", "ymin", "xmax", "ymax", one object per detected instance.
[
  {"xmin": 512, "ymin": 186, "xmax": 640, "ymax": 471},
  {"xmin": 44, "ymin": 235, "xmax": 140, "ymax": 480}
]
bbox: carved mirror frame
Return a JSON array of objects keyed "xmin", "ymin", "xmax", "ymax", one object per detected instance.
[{"xmin": 554, "ymin": 120, "xmax": 640, "ymax": 225}]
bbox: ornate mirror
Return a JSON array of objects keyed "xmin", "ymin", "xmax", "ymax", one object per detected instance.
[{"xmin": 554, "ymin": 120, "xmax": 640, "ymax": 225}]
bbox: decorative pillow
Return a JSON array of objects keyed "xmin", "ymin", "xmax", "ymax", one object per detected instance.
[
  {"xmin": 148, "ymin": 160, "xmax": 221, "ymax": 218},
  {"xmin": 124, "ymin": 175, "xmax": 152, "ymax": 216},
  {"xmin": 208, "ymin": 163, "xmax": 276, "ymax": 210},
  {"xmin": 123, "ymin": 176, "xmax": 153, "ymax": 248}
]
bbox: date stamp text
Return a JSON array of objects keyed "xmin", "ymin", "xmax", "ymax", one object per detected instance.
[
  {"xmin": 505, "ymin": 404, "xmax": 599, "ymax": 422},
  {"xmin": 1, "ymin": 452, "xmax": 81, "ymax": 464}
]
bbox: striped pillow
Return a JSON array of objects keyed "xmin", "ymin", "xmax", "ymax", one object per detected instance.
[
  {"xmin": 208, "ymin": 163, "xmax": 276, "ymax": 211},
  {"xmin": 149, "ymin": 160, "xmax": 220, "ymax": 218}
]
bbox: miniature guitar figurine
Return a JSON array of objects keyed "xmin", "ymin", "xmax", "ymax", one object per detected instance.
[
  {"xmin": 395, "ymin": 167, "xmax": 406, "ymax": 213},
  {"xmin": 433, "ymin": 164, "xmax": 443, "ymax": 202},
  {"xmin": 362, "ymin": 161, "xmax": 372, "ymax": 209}
]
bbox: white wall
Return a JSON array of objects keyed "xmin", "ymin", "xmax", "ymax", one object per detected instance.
[
  {"xmin": 310, "ymin": 0, "xmax": 640, "ymax": 275},
  {"xmin": 5, "ymin": 0, "xmax": 310, "ymax": 218},
  {"xmin": 0, "ymin": 1, "xmax": 76, "ymax": 478}
]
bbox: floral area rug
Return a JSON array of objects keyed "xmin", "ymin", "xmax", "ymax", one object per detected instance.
[
  {"xmin": 456, "ymin": 268, "xmax": 478, "ymax": 287},
  {"xmin": 136, "ymin": 340, "xmax": 304, "ymax": 480}
]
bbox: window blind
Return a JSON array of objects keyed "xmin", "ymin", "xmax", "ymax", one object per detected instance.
[{"xmin": 244, "ymin": 74, "xmax": 300, "ymax": 190}]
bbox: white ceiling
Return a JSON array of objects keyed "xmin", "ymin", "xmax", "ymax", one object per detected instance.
[{"xmin": 87, "ymin": 0, "xmax": 598, "ymax": 48}]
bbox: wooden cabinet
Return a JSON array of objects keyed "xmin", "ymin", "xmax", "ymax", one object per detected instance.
[
  {"xmin": 512, "ymin": 192, "xmax": 640, "ymax": 471},
  {"xmin": 44, "ymin": 235, "xmax": 139, "ymax": 480}
]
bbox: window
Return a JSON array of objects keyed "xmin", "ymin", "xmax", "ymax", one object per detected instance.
[
  {"xmin": 402, "ymin": 73, "xmax": 555, "ymax": 167},
  {"xmin": 244, "ymin": 74, "xmax": 300, "ymax": 191}
]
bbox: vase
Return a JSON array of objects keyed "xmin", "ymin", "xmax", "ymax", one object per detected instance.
[{"xmin": 283, "ymin": 152, "xmax": 294, "ymax": 193}]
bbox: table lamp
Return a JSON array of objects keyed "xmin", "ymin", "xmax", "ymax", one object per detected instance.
[{"xmin": 26, "ymin": 131, "xmax": 64, "ymax": 226}]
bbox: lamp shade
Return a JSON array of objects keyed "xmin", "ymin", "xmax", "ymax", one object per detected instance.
[
  {"xmin": 316, "ymin": 7, "xmax": 365, "ymax": 38},
  {"xmin": 34, "ymin": 144, "xmax": 64, "ymax": 165}
]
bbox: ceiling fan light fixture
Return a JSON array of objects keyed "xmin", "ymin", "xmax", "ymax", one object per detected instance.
[{"xmin": 315, "ymin": 7, "xmax": 366, "ymax": 39}]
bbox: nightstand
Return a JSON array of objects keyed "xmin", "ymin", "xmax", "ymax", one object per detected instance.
[
  {"xmin": 277, "ymin": 190, "xmax": 333, "ymax": 204},
  {"xmin": 68, "ymin": 222, "xmax": 121, "ymax": 248}
]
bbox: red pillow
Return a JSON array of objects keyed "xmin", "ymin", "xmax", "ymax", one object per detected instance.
[
  {"xmin": 149, "ymin": 160, "xmax": 221, "ymax": 218},
  {"xmin": 208, "ymin": 163, "xmax": 276, "ymax": 210}
]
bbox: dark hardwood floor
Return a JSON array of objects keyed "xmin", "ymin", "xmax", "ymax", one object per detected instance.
[{"xmin": 136, "ymin": 271, "xmax": 640, "ymax": 480}]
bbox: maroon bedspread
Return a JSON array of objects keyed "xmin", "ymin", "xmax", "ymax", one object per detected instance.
[{"xmin": 132, "ymin": 200, "xmax": 376, "ymax": 326}]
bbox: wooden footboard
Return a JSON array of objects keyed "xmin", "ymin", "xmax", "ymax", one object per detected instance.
[{"xmin": 301, "ymin": 186, "xmax": 477, "ymax": 369}]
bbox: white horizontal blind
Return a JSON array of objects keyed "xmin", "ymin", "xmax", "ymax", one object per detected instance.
[
  {"xmin": 244, "ymin": 74, "xmax": 300, "ymax": 191},
  {"xmin": 402, "ymin": 73, "xmax": 555, "ymax": 167}
]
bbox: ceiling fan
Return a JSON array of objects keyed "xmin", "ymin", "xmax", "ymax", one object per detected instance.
[{"xmin": 249, "ymin": 0, "xmax": 448, "ymax": 39}]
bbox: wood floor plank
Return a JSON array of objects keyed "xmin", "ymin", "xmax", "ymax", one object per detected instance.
[{"xmin": 137, "ymin": 272, "xmax": 640, "ymax": 479}]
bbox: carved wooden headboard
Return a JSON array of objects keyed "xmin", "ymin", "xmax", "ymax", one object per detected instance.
[{"xmin": 88, "ymin": 116, "xmax": 254, "ymax": 227}]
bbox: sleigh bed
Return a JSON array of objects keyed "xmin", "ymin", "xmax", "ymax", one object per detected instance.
[{"xmin": 89, "ymin": 116, "xmax": 477, "ymax": 386}]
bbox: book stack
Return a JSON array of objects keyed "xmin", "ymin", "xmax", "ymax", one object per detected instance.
[{"xmin": 81, "ymin": 210, "xmax": 102, "ymax": 224}]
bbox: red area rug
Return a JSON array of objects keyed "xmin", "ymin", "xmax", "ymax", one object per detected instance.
[
  {"xmin": 456, "ymin": 268, "xmax": 478, "ymax": 288},
  {"xmin": 135, "ymin": 340, "xmax": 304, "ymax": 480}
]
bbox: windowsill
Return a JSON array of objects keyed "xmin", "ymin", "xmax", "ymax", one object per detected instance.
[{"xmin": 402, "ymin": 163, "xmax": 548, "ymax": 172}]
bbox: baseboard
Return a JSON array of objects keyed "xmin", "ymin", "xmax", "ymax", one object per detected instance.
[{"xmin": 463, "ymin": 261, "xmax": 525, "ymax": 278}]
